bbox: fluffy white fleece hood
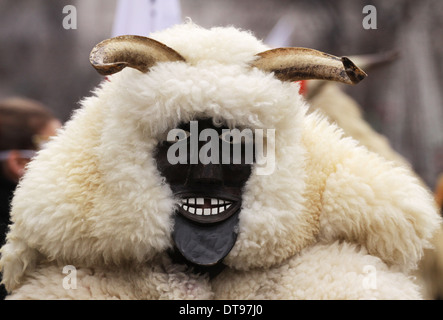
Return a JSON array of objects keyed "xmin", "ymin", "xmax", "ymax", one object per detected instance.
[{"xmin": 1, "ymin": 22, "xmax": 441, "ymax": 296}]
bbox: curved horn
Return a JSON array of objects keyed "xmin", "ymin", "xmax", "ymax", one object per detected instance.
[
  {"xmin": 90, "ymin": 35, "xmax": 185, "ymax": 76},
  {"xmin": 251, "ymin": 47, "xmax": 367, "ymax": 85}
]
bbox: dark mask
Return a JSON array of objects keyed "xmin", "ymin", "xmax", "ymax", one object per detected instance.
[{"xmin": 154, "ymin": 118, "xmax": 253, "ymax": 271}]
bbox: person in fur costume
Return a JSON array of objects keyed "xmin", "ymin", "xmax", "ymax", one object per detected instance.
[{"xmin": 0, "ymin": 22, "xmax": 441, "ymax": 300}]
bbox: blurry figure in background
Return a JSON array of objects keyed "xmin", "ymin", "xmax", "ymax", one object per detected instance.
[
  {"xmin": 0, "ymin": 97, "xmax": 61, "ymax": 299},
  {"xmin": 0, "ymin": 97, "xmax": 61, "ymax": 244}
]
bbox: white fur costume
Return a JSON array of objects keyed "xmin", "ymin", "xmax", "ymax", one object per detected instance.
[{"xmin": 0, "ymin": 23, "xmax": 441, "ymax": 299}]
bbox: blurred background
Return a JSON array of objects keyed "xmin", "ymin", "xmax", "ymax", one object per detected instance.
[{"xmin": 0, "ymin": 0, "xmax": 442, "ymax": 189}]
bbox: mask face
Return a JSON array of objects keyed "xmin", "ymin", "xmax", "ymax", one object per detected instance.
[{"xmin": 154, "ymin": 118, "xmax": 253, "ymax": 268}]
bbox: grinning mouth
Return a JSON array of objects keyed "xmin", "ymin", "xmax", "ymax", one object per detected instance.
[
  {"xmin": 180, "ymin": 198, "xmax": 233, "ymax": 215},
  {"xmin": 177, "ymin": 197, "xmax": 239, "ymax": 224}
]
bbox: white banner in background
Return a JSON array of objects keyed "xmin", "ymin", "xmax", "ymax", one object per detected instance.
[{"xmin": 111, "ymin": 0, "xmax": 182, "ymax": 37}]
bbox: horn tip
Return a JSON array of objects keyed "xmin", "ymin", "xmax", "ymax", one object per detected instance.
[{"xmin": 342, "ymin": 56, "xmax": 368, "ymax": 84}]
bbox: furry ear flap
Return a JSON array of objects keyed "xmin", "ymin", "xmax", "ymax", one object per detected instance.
[
  {"xmin": 90, "ymin": 35, "xmax": 185, "ymax": 76},
  {"xmin": 251, "ymin": 47, "xmax": 367, "ymax": 85},
  {"xmin": 0, "ymin": 239, "xmax": 40, "ymax": 292}
]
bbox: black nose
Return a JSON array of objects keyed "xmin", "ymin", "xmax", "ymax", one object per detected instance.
[{"xmin": 187, "ymin": 162, "xmax": 223, "ymax": 185}]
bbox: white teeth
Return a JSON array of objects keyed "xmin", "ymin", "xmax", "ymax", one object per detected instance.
[{"xmin": 181, "ymin": 198, "xmax": 233, "ymax": 216}]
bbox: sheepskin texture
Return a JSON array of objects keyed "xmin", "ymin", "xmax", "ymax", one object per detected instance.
[
  {"xmin": 1, "ymin": 22, "xmax": 441, "ymax": 300},
  {"xmin": 305, "ymin": 80, "xmax": 443, "ymax": 299}
]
